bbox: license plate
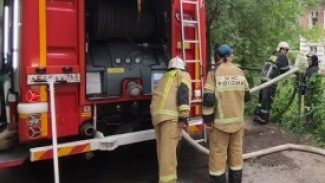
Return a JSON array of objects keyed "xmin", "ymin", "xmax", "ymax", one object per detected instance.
[{"xmin": 27, "ymin": 74, "xmax": 80, "ymax": 85}]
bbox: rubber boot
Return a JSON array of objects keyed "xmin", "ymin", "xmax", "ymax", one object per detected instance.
[
  {"xmin": 208, "ymin": 174, "xmax": 226, "ymax": 183},
  {"xmin": 228, "ymin": 170, "xmax": 242, "ymax": 183},
  {"xmin": 253, "ymin": 116, "xmax": 267, "ymax": 125},
  {"xmin": 259, "ymin": 113, "xmax": 269, "ymax": 124}
]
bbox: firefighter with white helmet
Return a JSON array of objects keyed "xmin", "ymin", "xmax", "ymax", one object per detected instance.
[
  {"xmin": 168, "ymin": 56, "xmax": 186, "ymax": 70},
  {"xmin": 254, "ymin": 42, "xmax": 290, "ymax": 124},
  {"xmin": 203, "ymin": 44, "xmax": 250, "ymax": 183},
  {"xmin": 150, "ymin": 56, "xmax": 192, "ymax": 183},
  {"xmin": 276, "ymin": 42, "xmax": 290, "ymax": 52}
]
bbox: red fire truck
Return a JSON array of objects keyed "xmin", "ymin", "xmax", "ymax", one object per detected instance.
[{"xmin": 0, "ymin": 0, "xmax": 206, "ymax": 168}]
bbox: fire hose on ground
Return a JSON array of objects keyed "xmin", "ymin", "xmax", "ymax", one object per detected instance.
[{"xmin": 182, "ymin": 67, "xmax": 325, "ymax": 159}]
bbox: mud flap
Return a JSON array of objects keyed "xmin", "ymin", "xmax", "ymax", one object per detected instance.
[{"xmin": 0, "ymin": 145, "xmax": 28, "ymax": 168}]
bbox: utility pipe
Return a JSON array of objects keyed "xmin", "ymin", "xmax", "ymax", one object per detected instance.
[{"xmin": 48, "ymin": 79, "xmax": 60, "ymax": 183}]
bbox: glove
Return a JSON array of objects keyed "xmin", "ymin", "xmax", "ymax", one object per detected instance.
[{"xmin": 203, "ymin": 114, "xmax": 214, "ymax": 124}]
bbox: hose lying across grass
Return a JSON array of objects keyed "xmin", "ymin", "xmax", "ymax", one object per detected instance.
[
  {"xmin": 183, "ymin": 67, "xmax": 325, "ymax": 159},
  {"xmin": 182, "ymin": 131, "xmax": 325, "ymax": 159}
]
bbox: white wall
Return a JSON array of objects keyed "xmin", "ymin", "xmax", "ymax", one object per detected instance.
[{"xmin": 299, "ymin": 37, "xmax": 325, "ymax": 69}]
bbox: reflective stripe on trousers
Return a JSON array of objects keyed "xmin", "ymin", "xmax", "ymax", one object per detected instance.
[
  {"xmin": 209, "ymin": 127, "xmax": 243, "ymax": 176},
  {"xmin": 155, "ymin": 120, "xmax": 182, "ymax": 183},
  {"xmin": 159, "ymin": 174, "xmax": 177, "ymax": 183}
]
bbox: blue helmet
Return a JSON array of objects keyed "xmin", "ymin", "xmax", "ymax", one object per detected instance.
[{"xmin": 217, "ymin": 44, "xmax": 233, "ymax": 58}]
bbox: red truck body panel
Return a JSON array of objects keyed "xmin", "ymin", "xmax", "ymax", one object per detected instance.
[{"xmin": 2, "ymin": 0, "xmax": 207, "ymax": 162}]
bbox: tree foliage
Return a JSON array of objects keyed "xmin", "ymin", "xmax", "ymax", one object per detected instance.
[
  {"xmin": 272, "ymin": 75, "xmax": 325, "ymax": 141},
  {"xmin": 206, "ymin": 0, "xmax": 325, "ymax": 140},
  {"xmin": 206, "ymin": 0, "xmax": 322, "ymax": 68}
]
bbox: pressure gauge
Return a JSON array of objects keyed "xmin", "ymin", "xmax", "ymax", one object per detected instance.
[
  {"xmin": 125, "ymin": 58, "xmax": 131, "ymax": 64},
  {"xmin": 135, "ymin": 58, "xmax": 141, "ymax": 64},
  {"xmin": 115, "ymin": 58, "xmax": 122, "ymax": 64}
]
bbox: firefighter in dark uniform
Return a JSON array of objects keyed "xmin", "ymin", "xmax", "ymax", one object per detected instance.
[
  {"xmin": 301, "ymin": 54, "xmax": 319, "ymax": 124},
  {"xmin": 203, "ymin": 44, "xmax": 250, "ymax": 183},
  {"xmin": 253, "ymin": 42, "xmax": 290, "ymax": 124}
]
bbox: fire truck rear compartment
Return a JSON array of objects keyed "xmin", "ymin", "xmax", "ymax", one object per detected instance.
[
  {"xmin": 84, "ymin": 0, "xmax": 170, "ymax": 135},
  {"xmin": 85, "ymin": 0, "xmax": 169, "ymax": 99}
]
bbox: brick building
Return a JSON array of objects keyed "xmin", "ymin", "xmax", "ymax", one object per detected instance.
[{"xmin": 300, "ymin": 2, "xmax": 325, "ymax": 69}]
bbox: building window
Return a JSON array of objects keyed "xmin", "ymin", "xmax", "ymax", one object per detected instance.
[
  {"xmin": 310, "ymin": 46, "xmax": 317, "ymax": 54},
  {"xmin": 311, "ymin": 11, "xmax": 318, "ymax": 26}
]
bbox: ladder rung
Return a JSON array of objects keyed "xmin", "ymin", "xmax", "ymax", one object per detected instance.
[
  {"xmin": 182, "ymin": 23, "xmax": 196, "ymax": 28},
  {"xmin": 188, "ymin": 120, "xmax": 202, "ymax": 126},
  {"xmin": 191, "ymin": 99, "xmax": 202, "ymax": 103},
  {"xmin": 182, "ymin": 20, "xmax": 198, "ymax": 24},
  {"xmin": 184, "ymin": 40, "xmax": 199, "ymax": 44},
  {"xmin": 186, "ymin": 59, "xmax": 201, "ymax": 63},
  {"xmin": 189, "ymin": 117, "xmax": 202, "ymax": 124},
  {"xmin": 182, "ymin": 0, "xmax": 197, "ymax": 5},
  {"xmin": 191, "ymin": 80, "xmax": 201, "ymax": 83},
  {"xmin": 188, "ymin": 117, "xmax": 203, "ymax": 126}
]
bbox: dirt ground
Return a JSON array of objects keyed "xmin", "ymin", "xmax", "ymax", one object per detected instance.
[
  {"xmin": 242, "ymin": 121, "xmax": 325, "ymax": 183},
  {"xmin": 0, "ymin": 120, "xmax": 325, "ymax": 183}
]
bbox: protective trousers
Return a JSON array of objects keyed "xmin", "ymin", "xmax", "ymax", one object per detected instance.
[
  {"xmin": 154, "ymin": 120, "xmax": 182, "ymax": 183},
  {"xmin": 255, "ymin": 82, "xmax": 277, "ymax": 122},
  {"xmin": 209, "ymin": 127, "xmax": 243, "ymax": 178}
]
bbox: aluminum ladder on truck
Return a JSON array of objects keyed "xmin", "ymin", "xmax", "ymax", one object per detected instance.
[{"xmin": 179, "ymin": 0, "xmax": 207, "ymax": 143}]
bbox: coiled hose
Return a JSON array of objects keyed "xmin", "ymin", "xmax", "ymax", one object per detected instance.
[
  {"xmin": 89, "ymin": 1, "xmax": 156, "ymax": 41},
  {"xmin": 183, "ymin": 67, "xmax": 325, "ymax": 159}
]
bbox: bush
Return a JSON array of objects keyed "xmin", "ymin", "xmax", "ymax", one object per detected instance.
[{"xmin": 271, "ymin": 74, "xmax": 325, "ymax": 140}]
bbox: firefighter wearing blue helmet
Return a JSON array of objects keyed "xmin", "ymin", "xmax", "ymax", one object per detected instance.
[{"xmin": 203, "ymin": 44, "xmax": 250, "ymax": 183}]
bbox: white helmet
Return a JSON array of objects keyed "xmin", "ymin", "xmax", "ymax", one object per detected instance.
[
  {"xmin": 276, "ymin": 42, "xmax": 290, "ymax": 51},
  {"xmin": 168, "ymin": 56, "xmax": 185, "ymax": 70}
]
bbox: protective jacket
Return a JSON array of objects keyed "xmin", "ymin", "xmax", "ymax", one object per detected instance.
[
  {"xmin": 150, "ymin": 69, "xmax": 192, "ymax": 126},
  {"xmin": 260, "ymin": 53, "xmax": 290, "ymax": 82},
  {"xmin": 202, "ymin": 62, "xmax": 249, "ymax": 133}
]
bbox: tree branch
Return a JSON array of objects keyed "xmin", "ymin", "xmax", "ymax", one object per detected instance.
[{"xmin": 207, "ymin": 2, "xmax": 220, "ymax": 28}]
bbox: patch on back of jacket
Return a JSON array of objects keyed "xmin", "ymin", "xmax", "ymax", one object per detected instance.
[{"xmin": 216, "ymin": 76, "xmax": 247, "ymax": 90}]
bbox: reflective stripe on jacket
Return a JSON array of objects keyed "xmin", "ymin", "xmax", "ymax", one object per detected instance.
[
  {"xmin": 260, "ymin": 55, "xmax": 278, "ymax": 81},
  {"xmin": 261, "ymin": 53, "xmax": 290, "ymax": 81}
]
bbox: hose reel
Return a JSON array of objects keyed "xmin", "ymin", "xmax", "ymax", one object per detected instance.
[{"xmin": 89, "ymin": 1, "xmax": 156, "ymax": 41}]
